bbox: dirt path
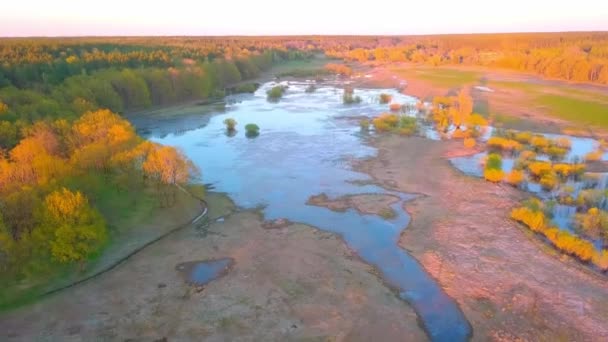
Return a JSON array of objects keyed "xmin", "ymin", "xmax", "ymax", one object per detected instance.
[
  {"xmin": 356, "ymin": 135, "xmax": 608, "ymax": 341},
  {"xmin": 0, "ymin": 193, "xmax": 427, "ymax": 341}
]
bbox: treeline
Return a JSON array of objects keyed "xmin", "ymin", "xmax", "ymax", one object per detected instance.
[
  {"xmin": 0, "ymin": 109, "xmax": 195, "ymax": 281},
  {"xmin": 0, "ymin": 49, "xmax": 309, "ymax": 150},
  {"xmin": 323, "ymin": 32, "xmax": 608, "ymax": 84}
]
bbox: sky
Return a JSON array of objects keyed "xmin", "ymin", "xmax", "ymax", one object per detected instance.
[{"xmin": 2, "ymin": 0, "xmax": 608, "ymax": 36}]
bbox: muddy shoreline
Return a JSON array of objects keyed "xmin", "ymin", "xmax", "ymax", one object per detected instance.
[{"xmin": 354, "ymin": 134, "xmax": 608, "ymax": 341}]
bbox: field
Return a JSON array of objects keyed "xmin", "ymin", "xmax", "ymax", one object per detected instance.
[{"xmin": 377, "ymin": 64, "xmax": 608, "ymax": 134}]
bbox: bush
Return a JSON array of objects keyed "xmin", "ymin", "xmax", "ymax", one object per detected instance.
[
  {"xmin": 360, "ymin": 119, "xmax": 370, "ymax": 131},
  {"xmin": 397, "ymin": 116, "xmax": 417, "ymax": 136},
  {"xmin": 540, "ymin": 172, "xmax": 559, "ymax": 191},
  {"xmin": 223, "ymin": 118, "xmax": 237, "ymax": 132},
  {"xmin": 593, "ymin": 250, "xmax": 608, "ymax": 271},
  {"xmin": 530, "ymin": 135, "xmax": 550, "ymax": 151},
  {"xmin": 372, "ymin": 113, "xmax": 399, "ymax": 132},
  {"xmin": 505, "ymin": 170, "xmax": 525, "ymax": 186},
  {"xmin": 267, "ymin": 85, "xmax": 287, "ymax": 101},
  {"xmin": 553, "ymin": 163, "xmax": 585, "ymax": 178},
  {"xmin": 574, "ymin": 207, "xmax": 608, "ymax": 239},
  {"xmin": 463, "ymin": 137, "xmax": 476, "ymax": 148},
  {"xmin": 527, "ymin": 161, "xmax": 552, "ymax": 178},
  {"xmin": 585, "ymin": 149, "xmax": 603, "ymax": 162},
  {"xmin": 513, "ymin": 131, "xmax": 533, "ymax": 144},
  {"xmin": 245, "ymin": 123, "xmax": 260, "ymax": 137},
  {"xmin": 485, "ymin": 153, "xmax": 503, "ymax": 170},
  {"xmin": 234, "ymin": 83, "xmax": 259, "ymax": 94},
  {"xmin": 487, "ymin": 136, "xmax": 522, "ymax": 152},
  {"xmin": 325, "ymin": 63, "xmax": 353, "ymax": 76},
  {"xmin": 343, "ymin": 88, "xmax": 362, "ymax": 104},
  {"xmin": 484, "ymin": 169, "xmax": 503, "ymax": 182},
  {"xmin": 379, "ymin": 93, "xmax": 392, "ymax": 104},
  {"xmin": 389, "ymin": 103, "xmax": 402, "ymax": 112}
]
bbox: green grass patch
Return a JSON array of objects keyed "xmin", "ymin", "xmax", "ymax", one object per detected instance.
[
  {"xmin": 537, "ymin": 95, "xmax": 608, "ymax": 128},
  {"xmin": 273, "ymin": 57, "xmax": 332, "ymax": 78},
  {"xmin": 392, "ymin": 67, "xmax": 481, "ymax": 88}
]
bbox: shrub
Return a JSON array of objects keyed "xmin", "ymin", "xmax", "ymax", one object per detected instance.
[
  {"xmin": 555, "ymin": 137, "xmax": 572, "ymax": 149},
  {"xmin": 325, "ymin": 63, "xmax": 353, "ymax": 76},
  {"xmin": 360, "ymin": 119, "xmax": 370, "ymax": 131},
  {"xmin": 593, "ymin": 251, "xmax": 608, "ymax": 271},
  {"xmin": 528, "ymin": 161, "xmax": 552, "ymax": 178},
  {"xmin": 546, "ymin": 146, "xmax": 568, "ymax": 160},
  {"xmin": 343, "ymin": 88, "xmax": 362, "ymax": 104},
  {"xmin": 484, "ymin": 169, "xmax": 504, "ymax": 183},
  {"xmin": 574, "ymin": 207, "xmax": 608, "ymax": 239},
  {"xmin": 267, "ymin": 85, "xmax": 287, "ymax": 101},
  {"xmin": 530, "ymin": 135, "xmax": 550, "ymax": 151},
  {"xmin": 372, "ymin": 113, "xmax": 399, "ymax": 132},
  {"xmin": 553, "ymin": 163, "xmax": 585, "ymax": 178},
  {"xmin": 379, "ymin": 93, "xmax": 392, "ymax": 104},
  {"xmin": 505, "ymin": 170, "xmax": 525, "ymax": 186},
  {"xmin": 463, "ymin": 138, "xmax": 476, "ymax": 149},
  {"xmin": 245, "ymin": 123, "xmax": 260, "ymax": 137},
  {"xmin": 540, "ymin": 172, "xmax": 559, "ymax": 191},
  {"xmin": 485, "ymin": 153, "xmax": 502, "ymax": 170},
  {"xmin": 585, "ymin": 149, "xmax": 603, "ymax": 162},
  {"xmin": 576, "ymin": 189, "xmax": 606, "ymax": 209},
  {"xmin": 514, "ymin": 131, "xmax": 533, "ymax": 144},
  {"xmin": 234, "ymin": 83, "xmax": 258, "ymax": 94},
  {"xmin": 397, "ymin": 116, "xmax": 417, "ymax": 136},
  {"xmin": 487, "ymin": 137, "xmax": 522, "ymax": 152},
  {"xmin": 511, "ymin": 206, "xmax": 546, "ymax": 232},
  {"xmin": 223, "ymin": 118, "xmax": 237, "ymax": 132},
  {"xmin": 389, "ymin": 103, "xmax": 402, "ymax": 112}
]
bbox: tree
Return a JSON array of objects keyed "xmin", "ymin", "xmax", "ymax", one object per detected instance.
[
  {"xmin": 143, "ymin": 145, "xmax": 197, "ymax": 206},
  {"xmin": 453, "ymin": 88, "xmax": 473, "ymax": 128},
  {"xmin": 35, "ymin": 188, "xmax": 107, "ymax": 264}
]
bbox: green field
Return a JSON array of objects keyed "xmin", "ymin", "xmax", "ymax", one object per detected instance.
[
  {"xmin": 392, "ymin": 67, "xmax": 481, "ymax": 88},
  {"xmin": 537, "ymin": 95, "xmax": 608, "ymax": 128}
]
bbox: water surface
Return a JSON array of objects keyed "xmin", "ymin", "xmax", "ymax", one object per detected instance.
[{"xmin": 137, "ymin": 81, "xmax": 471, "ymax": 341}]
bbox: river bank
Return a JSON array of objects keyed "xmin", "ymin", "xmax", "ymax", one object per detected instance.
[
  {"xmin": 0, "ymin": 192, "xmax": 428, "ymax": 341},
  {"xmin": 355, "ymin": 135, "xmax": 608, "ymax": 341}
]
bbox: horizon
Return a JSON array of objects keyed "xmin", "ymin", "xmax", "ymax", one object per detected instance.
[{"xmin": 2, "ymin": 0, "xmax": 608, "ymax": 37}]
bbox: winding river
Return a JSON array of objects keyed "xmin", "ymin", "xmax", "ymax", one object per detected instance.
[{"xmin": 132, "ymin": 81, "xmax": 472, "ymax": 341}]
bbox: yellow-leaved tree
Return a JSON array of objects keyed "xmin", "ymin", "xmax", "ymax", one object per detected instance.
[
  {"xmin": 35, "ymin": 188, "xmax": 107, "ymax": 265},
  {"xmin": 142, "ymin": 145, "xmax": 197, "ymax": 206}
]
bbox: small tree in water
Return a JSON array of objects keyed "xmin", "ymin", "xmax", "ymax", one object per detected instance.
[
  {"xmin": 223, "ymin": 118, "xmax": 237, "ymax": 132},
  {"xmin": 245, "ymin": 123, "xmax": 260, "ymax": 138},
  {"xmin": 343, "ymin": 87, "xmax": 362, "ymax": 104}
]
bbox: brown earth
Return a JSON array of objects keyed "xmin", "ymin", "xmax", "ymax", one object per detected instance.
[
  {"xmin": 355, "ymin": 135, "xmax": 608, "ymax": 341},
  {"xmin": 0, "ymin": 193, "xmax": 427, "ymax": 341},
  {"xmin": 307, "ymin": 193, "xmax": 401, "ymax": 217}
]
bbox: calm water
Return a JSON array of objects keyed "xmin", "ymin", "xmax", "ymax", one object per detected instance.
[
  {"xmin": 176, "ymin": 258, "xmax": 233, "ymax": 286},
  {"xmin": 136, "ymin": 81, "xmax": 471, "ymax": 341}
]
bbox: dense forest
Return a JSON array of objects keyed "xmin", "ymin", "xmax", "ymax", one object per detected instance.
[{"xmin": 1, "ymin": 32, "xmax": 607, "ymax": 304}]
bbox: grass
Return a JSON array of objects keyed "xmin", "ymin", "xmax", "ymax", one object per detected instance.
[
  {"xmin": 272, "ymin": 57, "xmax": 331, "ymax": 78},
  {"xmin": 392, "ymin": 67, "xmax": 481, "ymax": 88},
  {"xmin": 538, "ymin": 95, "xmax": 608, "ymax": 128}
]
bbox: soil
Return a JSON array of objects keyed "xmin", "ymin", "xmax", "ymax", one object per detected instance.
[
  {"xmin": 355, "ymin": 135, "xmax": 608, "ymax": 341},
  {"xmin": 306, "ymin": 193, "xmax": 401, "ymax": 217},
  {"xmin": 0, "ymin": 193, "xmax": 427, "ymax": 341}
]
